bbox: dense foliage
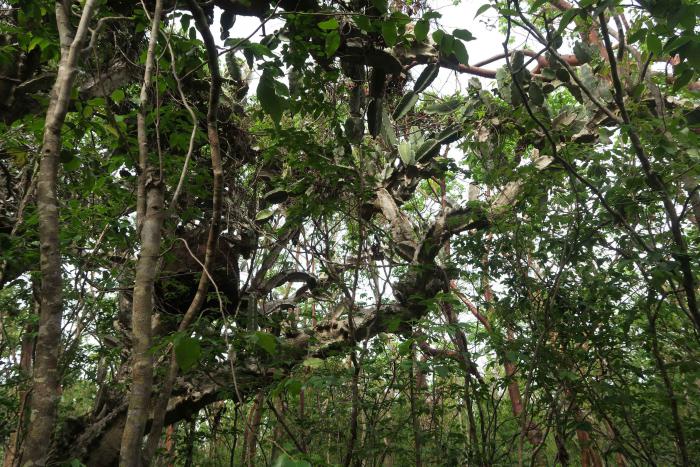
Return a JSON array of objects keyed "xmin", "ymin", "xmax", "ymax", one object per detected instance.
[{"xmin": 1, "ymin": 0, "xmax": 699, "ymax": 465}]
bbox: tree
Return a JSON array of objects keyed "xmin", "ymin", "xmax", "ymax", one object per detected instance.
[{"xmin": 1, "ymin": 0, "xmax": 699, "ymax": 465}]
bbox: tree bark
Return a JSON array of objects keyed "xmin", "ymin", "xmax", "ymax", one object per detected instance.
[
  {"xmin": 120, "ymin": 176, "xmax": 164, "ymax": 466},
  {"xmin": 118, "ymin": 0, "xmax": 163, "ymax": 465},
  {"xmin": 21, "ymin": 2, "xmax": 97, "ymax": 465},
  {"xmin": 3, "ymin": 316, "xmax": 36, "ymax": 467},
  {"xmin": 143, "ymin": 0, "xmax": 223, "ymax": 460},
  {"xmin": 242, "ymin": 391, "xmax": 265, "ymax": 466}
]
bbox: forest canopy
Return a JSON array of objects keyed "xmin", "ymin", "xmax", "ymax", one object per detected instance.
[{"xmin": 1, "ymin": 0, "xmax": 699, "ymax": 465}]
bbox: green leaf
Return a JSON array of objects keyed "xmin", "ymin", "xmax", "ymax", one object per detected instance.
[
  {"xmin": 672, "ymin": 69, "xmax": 694, "ymax": 92},
  {"xmin": 285, "ymin": 378, "xmax": 302, "ymax": 396},
  {"xmin": 555, "ymin": 68, "xmax": 570, "ymax": 82},
  {"xmin": 646, "ymin": 34, "xmax": 662, "ymax": 57},
  {"xmin": 317, "ymin": 18, "xmax": 339, "ymax": 30},
  {"xmin": 174, "ymin": 335, "xmax": 201, "ymax": 372},
  {"xmin": 380, "ymin": 107, "xmax": 396, "ymax": 146},
  {"xmin": 367, "ymin": 99, "xmax": 382, "ymax": 137},
  {"xmin": 398, "ymin": 141, "xmax": 414, "ymax": 165},
  {"xmin": 557, "ymin": 8, "xmax": 579, "ymax": 34},
  {"xmin": 253, "ymin": 331, "xmax": 277, "ymax": 355},
  {"xmin": 398, "ymin": 338, "xmax": 414, "ymax": 355},
  {"xmin": 354, "ymin": 15, "xmax": 372, "ymax": 32},
  {"xmin": 110, "ymin": 89, "xmax": 125, "ymax": 104},
  {"xmin": 255, "ymin": 209, "xmax": 274, "ymax": 221},
  {"xmin": 529, "ymin": 81, "xmax": 544, "ymax": 106},
  {"xmin": 627, "ymin": 28, "xmax": 646, "ymax": 45},
  {"xmin": 372, "ymin": 0, "xmax": 388, "ymax": 14},
  {"xmin": 414, "ymin": 64, "xmax": 440, "ymax": 93},
  {"xmin": 392, "ymin": 91, "xmax": 419, "ymax": 120},
  {"xmin": 325, "ymin": 30, "xmax": 341, "ymax": 57},
  {"xmin": 453, "ymin": 29, "xmax": 474, "ymax": 41},
  {"xmin": 257, "ymin": 70, "xmax": 285, "ymax": 124},
  {"xmin": 439, "ymin": 34, "xmax": 455, "ymax": 56},
  {"xmin": 475, "ymin": 4, "xmax": 491, "ymax": 17},
  {"xmin": 573, "ymin": 41, "xmax": 592, "ymax": 64},
  {"xmin": 415, "ymin": 138, "xmax": 439, "ymax": 161},
  {"xmin": 435, "ymin": 125, "xmax": 461, "ymax": 145},
  {"xmin": 424, "ymin": 98, "xmax": 461, "ymax": 114},
  {"xmin": 414, "ymin": 19, "xmax": 429, "ymax": 42},
  {"xmin": 453, "ymin": 40, "xmax": 469, "ymax": 65},
  {"xmin": 382, "ymin": 21, "xmax": 398, "ymax": 47},
  {"xmin": 303, "ymin": 357, "xmax": 324, "ymax": 368}
]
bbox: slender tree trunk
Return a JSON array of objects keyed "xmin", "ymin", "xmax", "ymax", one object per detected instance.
[
  {"xmin": 143, "ymin": 0, "xmax": 223, "ymax": 461},
  {"xmin": 118, "ymin": 1, "xmax": 163, "ymax": 465},
  {"xmin": 270, "ymin": 397, "xmax": 284, "ymax": 462},
  {"xmin": 409, "ymin": 345, "xmax": 423, "ymax": 467},
  {"xmin": 183, "ymin": 417, "xmax": 197, "ymax": 467},
  {"xmin": 162, "ymin": 424, "xmax": 176, "ymax": 467},
  {"xmin": 242, "ymin": 391, "xmax": 265, "ymax": 466},
  {"xmin": 647, "ymin": 306, "xmax": 689, "ymax": 466},
  {"xmin": 120, "ymin": 176, "xmax": 164, "ymax": 466},
  {"xmin": 342, "ymin": 353, "xmax": 361, "ymax": 467},
  {"xmin": 21, "ymin": 2, "xmax": 97, "ymax": 465},
  {"xmin": 575, "ymin": 423, "xmax": 602, "ymax": 467},
  {"xmin": 3, "ymin": 317, "xmax": 36, "ymax": 467}
]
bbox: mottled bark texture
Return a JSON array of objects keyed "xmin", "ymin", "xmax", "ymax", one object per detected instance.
[
  {"xmin": 119, "ymin": 1, "xmax": 164, "ymax": 465},
  {"xmin": 143, "ymin": 0, "xmax": 223, "ymax": 460},
  {"xmin": 21, "ymin": 1, "xmax": 97, "ymax": 465}
]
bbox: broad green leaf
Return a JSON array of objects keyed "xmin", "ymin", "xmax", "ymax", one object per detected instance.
[
  {"xmin": 257, "ymin": 70, "xmax": 285, "ymax": 124},
  {"xmin": 255, "ymin": 209, "xmax": 274, "ymax": 221},
  {"xmin": 285, "ymin": 378, "xmax": 302, "ymax": 396},
  {"xmin": 529, "ymin": 81, "xmax": 544, "ymax": 106},
  {"xmin": 439, "ymin": 33, "xmax": 455, "ymax": 56},
  {"xmin": 253, "ymin": 331, "xmax": 277, "ymax": 355},
  {"xmin": 317, "ymin": 18, "xmax": 339, "ymax": 30},
  {"xmin": 372, "ymin": 0, "xmax": 388, "ymax": 14},
  {"xmin": 413, "ymin": 64, "xmax": 440, "ymax": 93},
  {"xmin": 398, "ymin": 141, "xmax": 414, "ymax": 165},
  {"xmin": 453, "ymin": 40, "xmax": 469, "ymax": 65},
  {"xmin": 174, "ymin": 335, "xmax": 201, "ymax": 372},
  {"xmin": 398, "ymin": 338, "xmax": 414, "ymax": 355},
  {"xmin": 354, "ymin": 15, "xmax": 372, "ymax": 32},
  {"xmin": 672, "ymin": 69, "xmax": 694, "ymax": 92},
  {"xmin": 110, "ymin": 89, "xmax": 125, "ymax": 104},
  {"xmin": 573, "ymin": 41, "xmax": 592, "ymax": 64},
  {"xmin": 303, "ymin": 357, "xmax": 324, "ymax": 368},
  {"xmin": 325, "ymin": 30, "xmax": 341, "ymax": 56},
  {"xmin": 435, "ymin": 125, "xmax": 461, "ymax": 145},
  {"xmin": 392, "ymin": 91, "xmax": 419, "ymax": 120},
  {"xmin": 424, "ymin": 97, "xmax": 461, "ymax": 114},
  {"xmin": 415, "ymin": 138, "xmax": 439, "ymax": 161},
  {"xmin": 453, "ymin": 29, "xmax": 474, "ymax": 41},
  {"xmin": 367, "ymin": 99, "xmax": 382, "ymax": 137},
  {"xmin": 646, "ymin": 34, "xmax": 662, "ymax": 57},
  {"xmin": 414, "ymin": 19, "xmax": 429, "ymax": 42},
  {"xmin": 475, "ymin": 4, "xmax": 491, "ymax": 17},
  {"xmin": 382, "ymin": 21, "xmax": 398, "ymax": 47}
]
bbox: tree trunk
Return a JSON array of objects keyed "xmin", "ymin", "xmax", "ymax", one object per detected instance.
[
  {"xmin": 409, "ymin": 346, "xmax": 423, "ymax": 467},
  {"xmin": 119, "ymin": 1, "xmax": 163, "ymax": 465},
  {"xmin": 143, "ymin": 0, "xmax": 223, "ymax": 460},
  {"xmin": 3, "ymin": 317, "xmax": 36, "ymax": 467},
  {"xmin": 21, "ymin": 2, "xmax": 97, "ymax": 465},
  {"xmin": 119, "ymin": 176, "xmax": 164, "ymax": 466},
  {"xmin": 183, "ymin": 417, "xmax": 197, "ymax": 467},
  {"xmin": 242, "ymin": 391, "xmax": 265, "ymax": 466}
]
